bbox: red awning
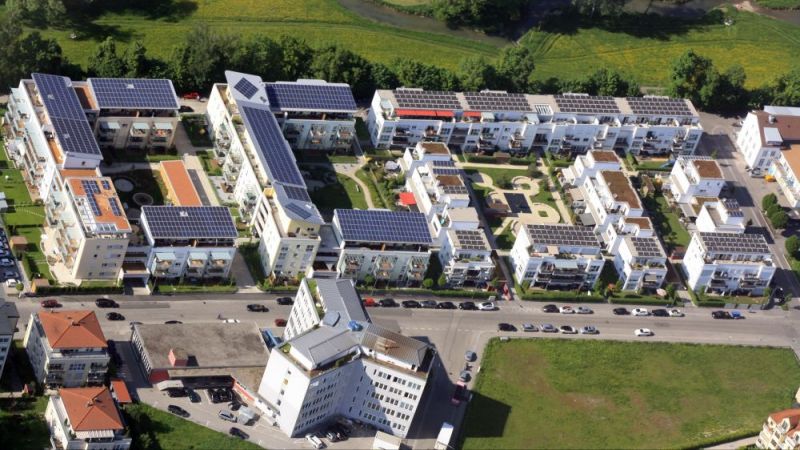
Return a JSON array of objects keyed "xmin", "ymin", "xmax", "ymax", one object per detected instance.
[
  {"xmin": 395, "ymin": 109, "xmax": 437, "ymax": 117},
  {"xmin": 435, "ymin": 110, "xmax": 455, "ymax": 118},
  {"xmin": 463, "ymin": 111, "xmax": 482, "ymax": 118},
  {"xmin": 110, "ymin": 379, "xmax": 132, "ymax": 404},
  {"xmin": 399, "ymin": 192, "xmax": 417, "ymax": 206}
]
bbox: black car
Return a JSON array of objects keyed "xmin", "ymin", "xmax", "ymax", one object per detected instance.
[
  {"xmin": 166, "ymin": 388, "xmax": 188, "ymax": 398},
  {"xmin": 187, "ymin": 389, "xmax": 201, "ymax": 403},
  {"xmin": 229, "ymin": 401, "xmax": 242, "ymax": 411},
  {"xmin": 420, "ymin": 300, "xmax": 437, "ymax": 309},
  {"xmin": 325, "ymin": 428, "xmax": 344, "ymax": 442},
  {"xmin": 651, "ymin": 308, "xmax": 669, "ymax": 317},
  {"xmin": 712, "ymin": 310, "xmax": 732, "ymax": 319},
  {"xmin": 401, "ymin": 300, "xmax": 421, "ymax": 308},
  {"xmin": 209, "ymin": 388, "xmax": 232, "ymax": 403},
  {"xmin": 498, "ymin": 322, "xmax": 516, "ymax": 332},
  {"xmin": 106, "ymin": 312, "xmax": 125, "ymax": 321},
  {"xmin": 95, "ymin": 298, "xmax": 117, "ymax": 308},
  {"xmin": 276, "ymin": 297, "xmax": 294, "ymax": 306},
  {"xmin": 246, "ymin": 304, "xmax": 268, "ymax": 312},
  {"xmin": 168, "ymin": 405, "xmax": 190, "ymax": 418},
  {"xmin": 542, "ymin": 304, "xmax": 559, "ymax": 313},
  {"xmin": 613, "ymin": 307, "xmax": 630, "ymax": 315},
  {"xmin": 459, "ymin": 301, "xmax": 477, "ymax": 310},
  {"xmin": 229, "ymin": 427, "xmax": 249, "ymax": 440},
  {"xmin": 178, "ymin": 105, "xmax": 194, "ymax": 113},
  {"xmin": 436, "ymin": 301, "xmax": 457, "ymax": 310},
  {"xmin": 165, "ymin": 320, "xmax": 183, "ymax": 324},
  {"xmin": 378, "ymin": 298, "xmax": 398, "ymax": 307}
]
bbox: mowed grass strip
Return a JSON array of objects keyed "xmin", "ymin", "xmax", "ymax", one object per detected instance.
[{"xmin": 463, "ymin": 339, "xmax": 800, "ymax": 449}]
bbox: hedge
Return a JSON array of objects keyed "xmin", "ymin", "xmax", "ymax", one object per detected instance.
[
  {"xmin": 609, "ymin": 296, "xmax": 675, "ymax": 306},
  {"xmin": 356, "ymin": 287, "xmax": 492, "ymax": 300},
  {"xmin": 519, "ymin": 291, "xmax": 605, "ymax": 303},
  {"xmin": 695, "ymin": 300, "xmax": 728, "ymax": 308},
  {"xmin": 35, "ymin": 285, "xmax": 124, "ymax": 296}
]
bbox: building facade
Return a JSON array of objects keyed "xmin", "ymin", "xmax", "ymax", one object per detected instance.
[
  {"xmin": 45, "ymin": 387, "xmax": 131, "ymax": 450},
  {"xmin": 667, "ymin": 156, "xmax": 725, "ymax": 204},
  {"xmin": 0, "ymin": 300, "xmax": 18, "ymax": 381},
  {"xmin": 613, "ymin": 236, "xmax": 667, "ymax": 291},
  {"xmin": 580, "ymin": 170, "xmax": 644, "ymax": 242},
  {"xmin": 683, "ymin": 232, "xmax": 775, "ymax": 296},
  {"xmin": 439, "ymin": 229, "xmax": 495, "ymax": 288},
  {"xmin": 561, "ymin": 150, "xmax": 622, "ymax": 187},
  {"xmin": 695, "ymin": 200, "xmax": 746, "ymax": 233},
  {"xmin": 756, "ymin": 409, "xmax": 800, "ymax": 450},
  {"xmin": 737, "ymin": 106, "xmax": 800, "ymax": 172}
]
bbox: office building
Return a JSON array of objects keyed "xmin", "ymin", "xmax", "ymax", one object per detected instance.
[{"xmin": 683, "ymin": 232, "xmax": 775, "ymax": 295}]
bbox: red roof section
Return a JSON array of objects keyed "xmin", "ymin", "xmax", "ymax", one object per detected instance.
[
  {"xmin": 395, "ymin": 109, "xmax": 454, "ymax": 118},
  {"xmin": 463, "ymin": 111, "xmax": 482, "ymax": 118},
  {"xmin": 38, "ymin": 310, "xmax": 107, "ymax": 350},
  {"xmin": 59, "ymin": 387, "xmax": 124, "ymax": 432},
  {"xmin": 110, "ymin": 379, "xmax": 132, "ymax": 404},
  {"xmin": 399, "ymin": 192, "xmax": 417, "ymax": 206}
]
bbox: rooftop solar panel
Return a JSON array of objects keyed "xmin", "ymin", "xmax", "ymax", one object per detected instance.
[
  {"xmin": 239, "ymin": 105, "xmax": 305, "ymax": 186},
  {"xmin": 89, "ymin": 78, "xmax": 179, "ymax": 110},
  {"xmin": 234, "ymin": 78, "xmax": 259, "ymax": 99},
  {"xmin": 51, "ymin": 117, "xmax": 102, "ymax": 156},
  {"xmin": 699, "ymin": 232, "xmax": 770, "ymax": 254},
  {"xmin": 629, "ymin": 237, "xmax": 665, "ymax": 258},
  {"xmin": 335, "ymin": 209, "xmax": 432, "ymax": 244},
  {"xmin": 285, "ymin": 202, "xmax": 313, "ymax": 220},
  {"xmin": 393, "ymin": 89, "xmax": 460, "ymax": 110},
  {"xmin": 463, "ymin": 92, "xmax": 532, "ymax": 112},
  {"xmin": 282, "ymin": 184, "xmax": 312, "ymax": 202},
  {"xmin": 453, "ymin": 229, "xmax": 489, "ymax": 250},
  {"xmin": 626, "ymin": 97, "xmax": 693, "ymax": 116},
  {"xmin": 265, "ymin": 83, "xmax": 357, "ymax": 112},
  {"xmin": 526, "ymin": 224, "xmax": 600, "ymax": 247},
  {"xmin": 142, "ymin": 206, "xmax": 238, "ymax": 239},
  {"xmin": 32, "ymin": 73, "xmax": 86, "ymax": 120},
  {"xmin": 554, "ymin": 94, "xmax": 620, "ymax": 115}
]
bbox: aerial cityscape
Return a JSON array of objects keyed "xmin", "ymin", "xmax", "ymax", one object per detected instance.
[{"xmin": 1, "ymin": 0, "xmax": 800, "ymax": 449}]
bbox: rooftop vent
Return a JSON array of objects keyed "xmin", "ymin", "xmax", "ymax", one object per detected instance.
[{"xmin": 769, "ymin": 115, "xmax": 777, "ymax": 124}]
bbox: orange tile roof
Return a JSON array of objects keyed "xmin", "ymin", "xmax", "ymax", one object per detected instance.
[
  {"xmin": 601, "ymin": 170, "xmax": 641, "ymax": 209},
  {"xmin": 591, "ymin": 150, "xmax": 620, "ymax": 163},
  {"xmin": 38, "ymin": 310, "xmax": 107, "ymax": 350},
  {"xmin": 160, "ymin": 160, "xmax": 202, "ymax": 206},
  {"xmin": 781, "ymin": 144, "xmax": 800, "ymax": 179},
  {"xmin": 59, "ymin": 387, "xmax": 124, "ymax": 432},
  {"xmin": 60, "ymin": 169, "xmax": 99, "ymax": 179},
  {"xmin": 770, "ymin": 409, "xmax": 800, "ymax": 426},
  {"xmin": 66, "ymin": 176, "xmax": 131, "ymax": 232},
  {"xmin": 692, "ymin": 159, "xmax": 723, "ymax": 179},
  {"xmin": 109, "ymin": 379, "xmax": 132, "ymax": 404}
]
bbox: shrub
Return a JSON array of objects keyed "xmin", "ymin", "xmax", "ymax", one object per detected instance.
[
  {"xmin": 762, "ymin": 193, "xmax": 778, "ymax": 211},
  {"xmin": 422, "ymin": 278, "xmax": 434, "ymax": 289},
  {"xmin": 770, "ymin": 209, "xmax": 789, "ymax": 229},
  {"xmin": 787, "ymin": 235, "xmax": 800, "ymax": 258}
]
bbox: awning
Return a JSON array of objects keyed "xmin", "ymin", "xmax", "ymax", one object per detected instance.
[
  {"xmin": 552, "ymin": 259, "xmax": 579, "ymax": 269},
  {"xmin": 188, "ymin": 251, "xmax": 207, "ymax": 260},
  {"xmin": 132, "ymin": 122, "xmax": 149, "ymax": 130},
  {"xmin": 399, "ymin": 192, "xmax": 417, "ymax": 206},
  {"xmin": 211, "ymin": 251, "xmax": 232, "ymax": 260},
  {"xmin": 463, "ymin": 111, "xmax": 482, "ymax": 118},
  {"xmin": 155, "ymin": 252, "xmax": 176, "ymax": 261},
  {"xmin": 100, "ymin": 121, "xmax": 120, "ymax": 130},
  {"xmin": 155, "ymin": 122, "xmax": 173, "ymax": 130}
]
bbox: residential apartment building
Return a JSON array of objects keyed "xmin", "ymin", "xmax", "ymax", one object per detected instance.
[
  {"xmin": 667, "ymin": 156, "xmax": 725, "ymax": 204},
  {"xmin": 696, "ymin": 199, "xmax": 746, "ymax": 233},
  {"xmin": 23, "ymin": 311, "xmax": 109, "ymax": 388},
  {"xmin": 562, "ymin": 149, "xmax": 622, "ymax": 186},
  {"xmin": 510, "ymin": 224, "xmax": 604, "ymax": 290},
  {"xmin": 206, "ymin": 71, "xmax": 323, "ymax": 281},
  {"xmin": 399, "ymin": 141, "xmax": 454, "ymax": 173},
  {"xmin": 757, "ymin": 409, "xmax": 800, "ymax": 450},
  {"xmin": 604, "ymin": 216, "xmax": 655, "ymax": 256},
  {"xmin": 614, "ymin": 236, "xmax": 667, "ymax": 291},
  {"xmin": 258, "ymin": 277, "xmax": 433, "ymax": 439},
  {"xmin": 737, "ymin": 106, "xmax": 800, "ymax": 172},
  {"xmin": 265, "ymin": 79, "xmax": 357, "ymax": 151},
  {"xmin": 43, "ymin": 172, "xmax": 130, "ymax": 283},
  {"xmin": 45, "ymin": 386, "xmax": 131, "ymax": 450},
  {"xmin": 332, "ymin": 209, "xmax": 432, "ymax": 286},
  {"xmin": 367, "ymin": 90, "xmax": 701, "ymax": 156},
  {"xmin": 439, "ymin": 228, "xmax": 495, "ymax": 288},
  {"xmin": 406, "ymin": 161, "xmax": 470, "ymax": 221},
  {"xmin": 580, "ymin": 170, "xmax": 644, "ymax": 242},
  {"xmin": 0, "ymin": 300, "xmax": 18, "ymax": 380},
  {"xmin": 769, "ymin": 144, "xmax": 800, "ymax": 208},
  {"xmin": 683, "ymin": 232, "xmax": 775, "ymax": 296}
]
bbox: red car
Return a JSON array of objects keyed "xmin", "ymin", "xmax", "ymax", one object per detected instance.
[
  {"xmin": 274, "ymin": 318, "xmax": 287, "ymax": 327},
  {"xmin": 362, "ymin": 297, "xmax": 377, "ymax": 307},
  {"xmin": 182, "ymin": 92, "xmax": 200, "ymax": 100},
  {"xmin": 40, "ymin": 299, "xmax": 61, "ymax": 308},
  {"xmin": 451, "ymin": 381, "xmax": 468, "ymax": 406}
]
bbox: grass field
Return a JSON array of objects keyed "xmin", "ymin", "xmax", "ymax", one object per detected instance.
[
  {"xmin": 0, "ymin": 396, "xmax": 50, "ymax": 450},
  {"xmin": 645, "ymin": 195, "xmax": 690, "ymax": 249},
  {"xmin": 756, "ymin": 0, "xmax": 800, "ymax": 9},
  {"xmin": 463, "ymin": 339, "xmax": 800, "ymax": 449},
  {"xmin": 310, "ymin": 173, "xmax": 369, "ymax": 210}
]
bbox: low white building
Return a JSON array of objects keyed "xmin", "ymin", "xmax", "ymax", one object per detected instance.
[
  {"xmin": 45, "ymin": 386, "xmax": 131, "ymax": 450},
  {"xmin": 614, "ymin": 236, "xmax": 667, "ymax": 291},
  {"xmin": 737, "ymin": 106, "xmax": 800, "ymax": 172},
  {"xmin": 604, "ymin": 216, "xmax": 655, "ymax": 256},
  {"xmin": 510, "ymin": 224, "xmax": 604, "ymax": 290},
  {"xmin": 400, "ymin": 142, "xmax": 454, "ymax": 173},
  {"xmin": 667, "ymin": 156, "xmax": 725, "ymax": 204},
  {"xmin": 258, "ymin": 278, "xmax": 432, "ymax": 439},
  {"xmin": 580, "ymin": 170, "xmax": 644, "ymax": 242},
  {"xmin": 695, "ymin": 199, "xmax": 746, "ymax": 233},
  {"xmin": 562, "ymin": 150, "xmax": 622, "ymax": 187},
  {"xmin": 23, "ymin": 310, "xmax": 109, "ymax": 388},
  {"xmin": 439, "ymin": 228, "xmax": 495, "ymax": 288},
  {"xmin": 332, "ymin": 209, "xmax": 432, "ymax": 286},
  {"xmin": 756, "ymin": 408, "xmax": 800, "ymax": 450},
  {"xmin": 683, "ymin": 232, "xmax": 775, "ymax": 296}
]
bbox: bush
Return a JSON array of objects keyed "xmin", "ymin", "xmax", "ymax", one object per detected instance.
[
  {"xmin": 762, "ymin": 193, "xmax": 778, "ymax": 211},
  {"xmin": 422, "ymin": 278, "xmax": 434, "ymax": 289},
  {"xmin": 766, "ymin": 203, "xmax": 782, "ymax": 218},
  {"xmin": 769, "ymin": 209, "xmax": 789, "ymax": 229},
  {"xmin": 787, "ymin": 235, "xmax": 800, "ymax": 258}
]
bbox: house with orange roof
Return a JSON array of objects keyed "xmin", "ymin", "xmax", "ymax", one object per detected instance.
[
  {"xmin": 23, "ymin": 310, "xmax": 109, "ymax": 388},
  {"xmin": 45, "ymin": 386, "xmax": 131, "ymax": 450},
  {"xmin": 756, "ymin": 408, "xmax": 800, "ymax": 449}
]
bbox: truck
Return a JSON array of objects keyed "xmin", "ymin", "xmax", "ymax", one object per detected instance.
[{"xmin": 435, "ymin": 422, "xmax": 454, "ymax": 450}]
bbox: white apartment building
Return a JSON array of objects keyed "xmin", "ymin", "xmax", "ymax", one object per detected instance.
[
  {"xmin": 0, "ymin": 300, "xmax": 18, "ymax": 380},
  {"xmin": 604, "ymin": 216, "xmax": 655, "ymax": 256},
  {"xmin": 332, "ymin": 209, "xmax": 432, "ymax": 286},
  {"xmin": 757, "ymin": 409, "xmax": 800, "ymax": 450},
  {"xmin": 667, "ymin": 156, "xmax": 725, "ymax": 204},
  {"xmin": 399, "ymin": 141, "xmax": 454, "ymax": 173},
  {"xmin": 439, "ymin": 228, "xmax": 495, "ymax": 288},
  {"xmin": 206, "ymin": 71, "xmax": 323, "ymax": 281},
  {"xmin": 614, "ymin": 236, "xmax": 667, "ymax": 291},
  {"xmin": 368, "ymin": 90, "xmax": 702, "ymax": 156},
  {"xmin": 406, "ymin": 161, "xmax": 470, "ymax": 221},
  {"xmin": 429, "ymin": 206, "xmax": 482, "ymax": 248},
  {"xmin": 23, "ymin": 310, "xmax": 109, "ymax": 388},
  {"xmin": 580, "ymin": 170, "xmax": 644, "ymax": 242},
  {"xmin": 683, "ymin": 232, "xmax": 775, "ymax": 296},
  {"xmin": 46, "ymin": 386, "xmax": 131, "ymax": 450},
  {"xmin": 258, "ymin": 277, "xmax": 432, "ymax": 439},
  {"xmin": 696, "ymin": 199, "xmax": 746, "ymax": 233},
  {"xmin": 510, "ymin": 224, "xmax": 604, "ymax": 290},
  {"xmin": 265, "ymin": 79, "xmax": 357, "ymax": 151},
  {"xmin": 737, "ymin": 106, "xmax": 800, "ymax": 172},
  {"xmin": 562, "ymin": 149, "xmax": 622, "ymax": 186}
]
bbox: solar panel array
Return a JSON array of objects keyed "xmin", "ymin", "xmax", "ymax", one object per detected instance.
[
  {"xmin": 393, "ymin": 90, "xmax": 460, "ymax": 110},
  {"xmin": 32, "ymin": 73, "xmax": 102, "ymax": 156},
  {"xmin": 626, "ymin": 97, "xmax": 692, "ymax": 116},
  {"xmin": 630, "ymin": 237, "xmax": 664, "ymax": 258},
  {"xmin": 265, "ymin": 83, "xmax": 357, "ymax": 112},
  {"xmin": 101, "ymin": 180, "xmax": 111, "ymax": 190},
  {"xmin": 526, "ymin": 224, "xmax": 600, "ymax": 247},
  {"xmin": 109, "ymin": 198, "xmax": 123, "ymax": 216},
  {"xmin": 441, "ymin": 184, "xmax": 468, "ymax": 195},
  {"xmin": 240, "ymin": 105, "xmax": 305, "ymax": 186},
  {"xmin": 335, "ymin": 209, "xmax": 432, "ymax": 244},
  {"xmin": 234, "ymin": 78, "xmax": 259, "ymax": 99},
  {"xmin": 463, "ymin": 92, "xmax": 532, "ymax": 112},
  {"xmin": 454, "ymin": 229, "xmax": 488, "ymax": 250},
  {"xmin": 285, "ymin": 202, "xmax": 312, "ymax": 220},
  {"xmin": 554, "ymin": 95, "xmax": 620, "ymax": 114},
  {"xmin": 143, "ymin": 206, "xmax": 238, "ymax": 239},
  {"xmin": 432, "ymin": 167, "xmax": 463, "ymax": 176},
  {"xmin": 51, "ymin": 117, "xmax": 101, "ymax": 156},
  {"xmin": 699, "ymin": 232, "xmax": 769, "ymax": 254},
  {"xmin": 89, "ymin": 78, "xmax": 178, "ymax": 109},
  {"xmin": 282, "ymin": 184, "xmax": 312, "ymax": 202},
  {"xmin": 431, "ymin": 160, "xmax": 456, "ymax": 167},
  {"xmin": 81, "ymin": 180, "xmax": 102, "ymax": 216},
  {"xmin": 722, "ymin": 199, "xmax": 744, "ymax": 217}
]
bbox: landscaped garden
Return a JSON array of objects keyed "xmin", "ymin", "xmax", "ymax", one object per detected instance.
[
  {"xmin": 310, "ymin": 173, "xmax": 368, "ymax": 211},
  {"xmin": 644, "ymin": 194, "xmax": 691, "ymax": 249}
]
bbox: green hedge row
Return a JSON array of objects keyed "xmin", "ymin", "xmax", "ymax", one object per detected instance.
[
  {"xmin": 695, "ymin": 300, "xmax": 728, "ymax": 308},
  {"xmin": 35, "ymin": 285, "xmax": 123, "ymax": 296},
  {"xmin": 608, "ymin": 296, "xmax": 674, "ymax": 306},
  {"xmin": 519, "ymin": 292, "xmax": 605, "ymax": 303},
  {"xmin": 356, "ymin": 287, "xmax": 491, "ymax": 299}
]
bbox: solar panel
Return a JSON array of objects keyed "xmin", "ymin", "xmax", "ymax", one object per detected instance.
[
  {"xmin": 526, "ymin": 224, "xmax": 600, "ymax": 247},
  {"xmin": 431, "ymin": 160, "xmax": 456, "ymax": 167},
  {"xmin": 335, "ymin": 209, "xmax": 432, "ymax": 244},
  {"xmin": 81, "ymin": 180, "xmax": 100, "ymax": 194},
  {"xmin": 722, "ymin": 200, "xmax": 744, "ymax": 217},
  {"xmin": 630, "ymin": 237, "xmax": 664, "ymax": 258},
  {"xmin": 142, "ymin": 206, "xmax": 238, "ymax": 239},
  {"xmin": 432, "ymin": 167, "xmax": 463, "ymax": 176},
  {"xmin": 89, "ymin": 78, "xmax": 179, "ymax": 109},
  {"xmin": 554, "ymin": 94, "xmax": 620, "ymax": 115},
  {"xmin": 239, "ymin": 105, "xmax": 305, "ymax": 186},
  {"xmin": 285, "ymin": 202, "xmax": 312, "ymax": 220},
  {"xmin": 101, "ymin": 180, "xmax": 111, "ymax": 190},
  {"xmin": 282, "ymin": 184, "xmax": 311, "ymax": 202},
  {"xmin": 454, "ymin": 229, "xmax": 488, "ymax": 250},
  {"xmin": 393, "ymin": 89, "xmax": 460, "ymax": 110},
  {"xmin": 463, "ymin": 92, "xmax": 532, "ymax": 112},
  {"xmin": 32, "ymin": 73, "xmax": 86, "ymax": 120},
  {"xmin": 265, "ymin": 83, "xmax": 357, "ymax": 112},
  {"xmin": 441, "ymin": 185, "xmax": 468, "ymax": 195},
  {"xmin": 626, "ymin": 97, "xmax": 693, "ymax": 116},
  {"xmin": 234, "ymin": 78, "xmax": 259, "ymax": 99},
  {"xmin": 109, "ymin": 198, "xmax": 123, "ymax": 216},
  {"xmin": 699, "ymin": 232, "xmax": 769, "ymax": 254},
  {"xmin": 50, "ymin": 117, "xmax": 102, "ymax": 156}
]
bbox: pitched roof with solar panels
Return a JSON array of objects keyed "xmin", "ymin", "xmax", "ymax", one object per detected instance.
[
  {"xmin": 463, "ymin": 91, "xmax": 533, "ymax": 112},
  {"xmin": 87, "ymin": 78, "xmax": 179, "ymax": 110},
  {"xmin": 525, "ymin": 224, "xmax": 601, "ymax": 248},
  {"xmin": 554, "ymin": 94, "xmax": 621, "ymax": 115},
  {"xmin": 32, "ymin": 73, "xmax": 102, "ymax": 157},
  {"xmin": 334, "ymin": 209, "xmax": 432, "ymax": 245},
  {"xmin": 265, "ymin": 80, "xmax": 357, "ymax": 113},
  {"xmin": 239, "ymin": 105, "xmax": 306, "ymax": 187},
  {"xmin": 141, "ymin": 206, "xmax": 237, "ymax": 240},
  {"xmin": 625, "ymin": 96, "xmax": 695, "ymax": 116},
  {"xmin": 697, "ymin": 232, "xmax": 770, "ymax": 255},
  {"xmin": 273, "ymin": 183, "xmax": 324, "ymax": 225}
]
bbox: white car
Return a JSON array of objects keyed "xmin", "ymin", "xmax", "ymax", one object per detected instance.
[
  {"xmin": 631, "ymin": 308, "xmax": 649, "ymax": 316},
  {"xmin": 223, "ymin": 318, "xmax": 241, "ymax": 323},
  {"xmin": 668, "ymin": 309, "xmax": 684, "ymax": 317},
  {"xmin": 478, "ymin": 302, "xmax": 497, "ymax": 311},
  {"xmin": 305, "ymin": 434, "xmax": 325, "ymax": 449},
  {"xmin": 634, "ymin": 328, "xmax": 654, "ymax": 337},
  {"xmin": 559, "ymin": 306, "xmax": 575, "ymax": 314},
  {"xmin": 576, "ymin": 306, "xmax": 593, "ymax": 314}
]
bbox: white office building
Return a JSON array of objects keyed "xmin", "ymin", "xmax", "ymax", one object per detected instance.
[
  {"xmin": 258, "ymin": 278, "xmax": 432, "ymax": 439},
  {"xmin": 580, "ymin": 170, "xmax": 644, "ymax": 242},
  {"xmin": 562, "ymin": 149, "xmax": 622, "ymax": 186},
  {"xmin": 367, "ymin": 90, "xmax": 701, "ymax": 156},
  {"xmin": 614, "ymin": 236, "xmax": 667, "ymax": 291},
  {"xmin": 439, "ymin": 228, "xmax": 495, "ymax": 288},
  {"xmin": 510, "ymin": 224, "xmax": 604, "ymax": 290},
  {"xmin": 696, "ymin": 199, "xmax": 746, "ymax": 234},
  {"xmin": 683, "ymin": 232, "xmax": 775, "ymax": 296},
  {"xmin": 737, "ymin": 106, "xmax": 800, "ymax": 172},
  {"xmin": 667, "ymin": 156, "xmax": 725, "ymax": 204},
  {"xmin": 45, "ymin": 386, "xmax": 131, "ymax": 450}
]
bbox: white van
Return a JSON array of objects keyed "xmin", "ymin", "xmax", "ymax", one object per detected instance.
[{"xmin": 218, "ymin": 410, "xmax": 237, "ymax": 423}]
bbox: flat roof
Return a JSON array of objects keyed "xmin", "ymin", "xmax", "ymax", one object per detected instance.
[
  {"xmin": 66, "ymin": 176, "xmax": 131, "ymax": 233},
  {"xmin": 698, "ymin": 232, "xmax": 770, "ymax": 254},
  {"xmin": 600, "ymin": 170, "xmax": 641, "ymax": 209},
  {"xmin": 623, "ymin": 217, "xmax": 653, "ymax": 230},
  {"xmin": 160, "ymin": 160, "xmax": 202, "ymax": 206},
  {"xmin": 755, "ymin": 111, "xmax": 800, "ymax": 146},
  {"xmin": 782, "ymin": 143, "xmax": 800, "ymax": 179},
  {"xmin": 590, "ymin": 150, "xmax": 620, "ymax": 163},
  {"xmin": 525, "ymin": 224, "xmax": 600, "ymax": 248},
  {"xmin": 691, "ymin": 159, "xmax": 723, "ymax": 179},
  {"xmin": 418, "ymin": 142, "xmax": 450, "ymax": 155}
]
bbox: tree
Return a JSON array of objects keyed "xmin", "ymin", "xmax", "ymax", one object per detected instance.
[
  {"xmin": 310, "ymin": 45, "xmax": 375, "ymax": 98},
  {"xmin": 278, "ymin": 36, "xmax": 314, "ymax": 80},
  {"xmin": 392, "ymin": 58, "xmax": 460, "ymax": 91},
  {"xmin": 668, "ymin": 50, "xmax": 715, "ymax": 107},
  {"xmin": 585, "ymin": 68, "xmax": 640, "ymax": 97},
  {"xmin": 665, "ymin": 283, "xmax": 677, "ymax": 301},
  {"xmin": 14, "ymin": 32, "xmax": 67, "ymax": 79},
  {"xmin": 437, "ymin": 273, "xmax": 448, "ymax": 288},
  {"xmin": 762, "ymin": 193, "xmax": 778, "ymax": 211},
  {"xmin": 457, "ymin": 56, "xmax": 495, "ymax": 92},
  {"xmin": 571, "ymin": 0, "xmax": 625, "ymax": 17},
  {"xmin": 88, "ymin": 37, "xmax": 126, "ymax": 78},
  {"xmin": 765, "ymin": 69, "xmax": 800, "ymax": 107},
  {"xmin": 786, "ymin": 235, "xmax": 800, "ymax": 258},
  {"xmin": 370, "ymin": 62, "xmax": 399, "ymax": 89},
  {"xmin": 422, "ymin": 278, "xmax": 434, "ymax": 289},
  {"xmin": 363, "ymin": 274, "xmax": 376, "ymax": 286},
  {"xmin": 169, "ymin": 25, "xmax": 233, "ymax": 93},
  {"xmin": 494, "ymin": 45, "xmax": 535, "ymax": 92},
  {"xmin": 770, "ymin": 209, "xmax": 789, "ymax": 229},
  {"xmin": 229, "ymin": 36, "xmax": 284, "ymax": 82}
]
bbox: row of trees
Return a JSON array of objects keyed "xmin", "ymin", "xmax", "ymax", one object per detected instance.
[{"xmin": 762, "ymin": 193, "xmax": 789, "ymax": 230}]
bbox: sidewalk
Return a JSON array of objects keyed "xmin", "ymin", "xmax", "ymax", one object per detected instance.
[{"xmin": 706, "ymin": 435, "xmax": 758, "ymax": 449}]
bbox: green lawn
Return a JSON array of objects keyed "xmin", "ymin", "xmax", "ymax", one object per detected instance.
[
  {"xmin": 463, "ymin": 339, "xmax": 800, "ymax": 449},
  {"xmin": 124, "ymin": 403, "xmax": 260, "ymax": 450},
  {"xmin": 463, "ymin": 166, "xmax": 529, "ymax": 189},
  {"xmin": 356, "ymin": 167, "xmax": 394, "ymax": 210},
  {"xmin": 182, "ymin": 115, "xmax": 213, "ymax": 148},
  {"xmin": 310, "ymin": 173, "xmax": 368, "ymax": 210},
  {"xmin": 645, "ymin": 195, "xmax": 690, "ymax": 249},
  {"xmin": 530, "ymin": 181, "xmax": 562, "ymax": 222},
  {"xmin": 757, "ymin": 0, "xmax": 800, "ymax": 9},
  {"xmin": 198, "ymin": 150, "xmax": 223, "ymax": 176},
  {"xmin": 0, "ymin": 396, "xmax": 50, "ymax": 450}
]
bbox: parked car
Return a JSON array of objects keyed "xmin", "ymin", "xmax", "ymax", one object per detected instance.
[
  {"xmin": 166, "ymin": 388, "xmax": 187, "ymax": 398},
  {"xmin": 436, "ymin": 301, "xmax": 456, "ymax": 310},
  {"xmin": 651, "ymin": 308, "xmax": 669, "ymax": 317},
  {"xmin": 218, "ymin": 410, "xmax": 237, "ymax": 423},
  {"xmin": 451, "ymin": 381, "xmax": 468, "ymax": 406},
  {"xmin": 178, "ymin": 105, "xmax": 194, "ymax": 113},
  {"xmin": 668, "ymin": 309, "xmax": 684, "ymax": 317},
  {"xmin": 541, "ymin": 324, "xmax": 558, "ymax": 333},
  {"xmin": 164, "ymin": 320, "xmax": 183, "ymax": 324},
  {"xmin": 580, "ymin": 326, "xmax": 599, "ymax": 335},
  {"xmin": 276, "ymin": 297, "xmax": 294, "ymax": 306},
  {"xmin": 731, "ymin": 310, "xmax": 744, "ymax": 319},
  {"xmin": 168, "ymin": 405, "xmax": 190, "ymax": 418},
  {"xmin": 712, "ymin": 310, "xmax": 732, "ymax": 319},
  {"xmin": 401, "ymin": 300, "xmax": 422, "ymax": 309},
  {"xmin": 613, "ymin": 307, "xmax": 630, "ymax": 315},
  {"xmin": 542, "ymin": 304, "xmax": 559, "ymax": 313},
  {"xmin": 459, "ymin": 370, "xmax": 471, "ymax": 382},
  {"xmin": 305, "ymin": 433, "xmax": 325, "ymax": 449},
  {"xmin": 559, "ymin": 306, "xmax": 575, "ymax": 314},
  {"xmin": 229, "ymin": 427, "xmax": 249, "ymax": 440},
  {"xmin": 325, "ymin": 429, "xmax": 342, "ymax": 442},
  {"xmin": 576, "ymin": 306, "xmax": 593, "ymax": 314},
  {"xmin": 522, "ymin": 323, "xmax": 538, "ymax": 332},
  {"xmin": 246, "ymin": 304, "xmax": 268, "ymax": 312},
  {"xmin": 635, "ymin": 328, "xmax": 654, "ymax": 337},
  {"xmin": 497, "ymin": 322, "xmax": 516, "ymax": 332},
  {"xmin": 464, "ymin": 350, "xmax": 477, "ymax": 362},
  {"xmin": 362, "ymin": 297, "xmax": 377, "ymax": 307},
  {"xmin": 478, "ymin": 302, "xmax": 497, "ymax": 311},
  {"xmin": 95, "ymin": 298, "xmax": 117, "ymax": 308},
  {"xmin": 106, "ymin": 312, "xmax": 125, "ymax": 321},
  {"xmin": 560, "ymin": 325, "xmax": 577, "ymax": 334},
  {"xmin": 187, "ymin": 389, "xmax": 201, "ymax": 403},
  {"xmin": 378, "ymin": 298, "xmax": 398, "ymax": 307},
  {"xmin": 40, "ymin": 299, "xmax": 61, "ymax": 308},
  {"xmin": 0, "ymin": 258, "xmax": 13, "ymax": 267},
  {"xmin": 631, "ymin": 308, "xmax": 649, "ymax": 316},
  {"xmin": 274, "ymin": 318, "xmax": 287, "ymax": 327},
  {"xmin": 421, "ymin": 300, "xmax": 437, "ymax": 309},
  {"xmin": 182, "ymin": 92, "xmax": 201, "ymax": 100},
  {"xmin": 458, "ymin": 301, "xmax": 477, "ymax": 310}
]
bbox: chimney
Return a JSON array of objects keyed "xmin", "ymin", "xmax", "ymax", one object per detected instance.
[
  {"xmin": 168, "ymin": 348, "xmax": 189, "ymax": 367},
  {"xmin": 769, "ymin": 115, "xmax": 776, "ymax": 124}
]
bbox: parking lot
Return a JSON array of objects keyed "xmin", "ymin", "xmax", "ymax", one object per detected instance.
[{"xmin": 0, "ymin": 228, "xmax": 20, "ymax": 287}]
